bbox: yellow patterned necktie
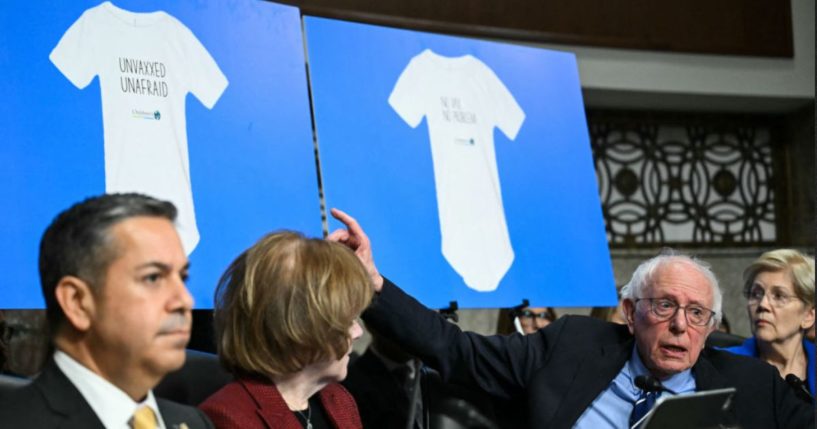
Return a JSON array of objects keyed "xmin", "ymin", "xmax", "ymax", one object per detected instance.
[{"xmin": 131, "ymin": 405, "xmax": 158, "ymax": 429}]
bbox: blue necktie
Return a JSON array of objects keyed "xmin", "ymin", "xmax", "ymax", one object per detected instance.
[{"xmin": 629, "ymin": 390, "xmax": 657, "ymax": 428}]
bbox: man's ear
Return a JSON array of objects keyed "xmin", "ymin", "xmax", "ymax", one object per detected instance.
[
  {"xmin": 54, "ymin": 276, "xmax": 96, "ymax": 332},
  {"xmin": 622, "ymin": 299, "xmax": 636, "ymax": 334}
]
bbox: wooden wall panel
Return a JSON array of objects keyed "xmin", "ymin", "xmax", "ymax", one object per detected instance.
[{"xmin": 281, "ymin": 0, "xmax": 793, "ymax": 57}]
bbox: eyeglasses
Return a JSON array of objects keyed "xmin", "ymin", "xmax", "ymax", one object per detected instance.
[
  {"xmin": 517, "ymin": 310, "xmax": 552, "ymax": 321},
  {"xmin": 744, "ymin": 286, "xmax": 800, "ymax": 308},
  {"xmin": 635, "ymin": 298, "xmax": 716, "ymax": 327}
]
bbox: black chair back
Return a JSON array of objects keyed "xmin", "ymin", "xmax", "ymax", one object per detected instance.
[
  {"xmin": 154, "ymin": 349, "xmax": 232, "ymax": 406},
  {"xmin": 706, "ymin": 331, "xmax": 746, "ymax": 348}
]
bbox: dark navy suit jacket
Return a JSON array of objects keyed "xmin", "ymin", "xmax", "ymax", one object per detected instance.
[
  {"xmin": 363, "ymin": 278, "xmax": 814, "ymax": 429},
  {"xmin": 0, "ymin": 358, "xmax": 213, "ymax": 429}
]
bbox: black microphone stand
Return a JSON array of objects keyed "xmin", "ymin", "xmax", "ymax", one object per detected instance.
[{"xmin": 405, "ymin": 358, "xmax": 423, "ymax": 429}]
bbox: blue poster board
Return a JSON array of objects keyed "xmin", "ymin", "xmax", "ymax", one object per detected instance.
[
  {"xmin": 0, "ymin": 1, "xmax": 320, "ymax": 308},
  {"xmin": 306, "ymin": 17, "xmax": 616, "ymax": 308}
]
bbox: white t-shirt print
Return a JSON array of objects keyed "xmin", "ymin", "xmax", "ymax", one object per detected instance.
[
  {"xmin": 389, "ymin": 49, "xmax": 525, "ymax": 292},
  {"xmin": 50, "ymin": 1, "xmax": 228, "ymax": 254}
]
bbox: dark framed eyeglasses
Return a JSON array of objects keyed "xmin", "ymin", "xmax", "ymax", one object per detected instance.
[{"xmin": 635, "ymin": 298, "xmax": 716, "ymax": 327}]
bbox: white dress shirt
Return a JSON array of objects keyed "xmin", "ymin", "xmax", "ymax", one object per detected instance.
[{"xmin": 54, "ymin": 350, "xmax": 166, "ymax": 429}]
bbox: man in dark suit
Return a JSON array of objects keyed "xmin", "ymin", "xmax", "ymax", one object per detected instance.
[
  {"xmin": 328, "ymin": 208, "xmax": 814, "ymax": 429},
  {"xmin": 0, "ymin": 194, "xmax": 212, "ymax": 428}
]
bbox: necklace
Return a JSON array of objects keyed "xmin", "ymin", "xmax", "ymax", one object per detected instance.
[{"xmin": 295, "ymin": 406, "xmax": 312, "ymax": 429}]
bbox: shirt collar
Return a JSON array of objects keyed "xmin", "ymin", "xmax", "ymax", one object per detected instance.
[{"xmin": 54, "ymin": 350, "xmax": 166, "ymax": 429}]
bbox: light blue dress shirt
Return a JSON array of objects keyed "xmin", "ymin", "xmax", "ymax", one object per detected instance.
[{"xmin": 573, "ymin": 346, "xmax": 697, "ymax": 429}]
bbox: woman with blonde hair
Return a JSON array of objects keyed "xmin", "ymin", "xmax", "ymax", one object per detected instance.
[
  {"xmin": 199, "ymin": 231, "xmax": 373, "ymax": 428},
  {"xmin": 724, "ymin": 249, "xmax": 815, "ymax": 394}
]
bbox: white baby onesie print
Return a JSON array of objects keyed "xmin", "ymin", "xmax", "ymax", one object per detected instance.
[
  {"xmin": 50, "ymin": 1, "xmax": 228, "ymax": 254},
  {"xmin": 389, "ymin": 49, "xmax": 524, "ymax": 292}
]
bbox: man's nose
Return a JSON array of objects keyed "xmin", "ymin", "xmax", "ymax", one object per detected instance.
[
  {"xmin": 670, "ymin": 307, "xmax": 688, "ymax": 332},
  {"xmin": 169, "ymin": 273, "xmax": 194, "ymax": 312}
]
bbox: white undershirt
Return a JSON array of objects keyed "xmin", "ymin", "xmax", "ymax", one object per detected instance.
[{"xmin": 54, "ymin": 350, "xmax": 166, "ymax": 429}]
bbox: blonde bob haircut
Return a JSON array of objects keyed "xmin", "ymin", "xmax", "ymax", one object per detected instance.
[
  {"xmin": 214, "ymin": 231, "xmax": 373, "ymax": 379},
  {"xmin": 743, "ymin": 249, "xmax": 815, "ymax": 307}
]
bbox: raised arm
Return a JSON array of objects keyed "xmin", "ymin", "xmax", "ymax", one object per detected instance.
[{"xmin": 326, "ymin": 208, "xmax": 547, "ymax": 399}]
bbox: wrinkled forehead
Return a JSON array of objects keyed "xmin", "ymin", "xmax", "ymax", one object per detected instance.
[{"xmin": 647, "ymin": 262, "xmax": 714, "ymax": 306}]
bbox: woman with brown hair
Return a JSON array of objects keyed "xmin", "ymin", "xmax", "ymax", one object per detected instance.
[{"xmin": 199, "ymin": 231, "xmax": 373, "ymax": 428}]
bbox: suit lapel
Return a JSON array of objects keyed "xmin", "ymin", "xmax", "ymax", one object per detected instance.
[
  {"xmin": 549, "ymin": 339, "xmax": 633, "ymax": 429},
  {"xmin": 692, "ymin": 353, "xmax": 730, "ymax": 391},
  {"xmin": 35, "ymin": 360, "xmax": 105, "ymax": 429},
  {"xmin": 319, "ymin": 383, "xmax": 359, "ymax": 428},
  {"xmin": 241, "ymin": 379, "xmax": 303, "ymax": 429},
  {"xmin": 158, "ymin": 399, "xmax": 201, "ymax": 429}
]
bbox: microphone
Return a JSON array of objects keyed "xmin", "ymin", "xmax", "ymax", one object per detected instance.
[
  {"xmin": 784, "ymin": 374, "xmax": 813, "ymax": 403},
  {"xmin": 634, "ymin": 375, "xmax": 677, "ymax": 395},
  {"xmin": 630, "ymin": 375, "xmax": 676, "ymax": 429}
]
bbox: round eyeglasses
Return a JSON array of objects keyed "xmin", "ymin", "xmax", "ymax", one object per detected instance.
[{"xmin": 635, "ymin": 298, "xmax": 716, "ymax": 327}]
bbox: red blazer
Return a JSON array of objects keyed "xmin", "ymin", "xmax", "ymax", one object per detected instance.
[{"xmin": 199, "ymin": 378, "xmax": 363, "ymax": 429}]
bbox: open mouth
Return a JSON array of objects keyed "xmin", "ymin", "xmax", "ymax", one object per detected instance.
[{"xmin": 660, "ymin": 344, "xmax": 687, "ymax": 357}]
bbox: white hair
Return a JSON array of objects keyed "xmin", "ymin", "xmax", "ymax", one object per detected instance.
[{"xmin": 620, "ymin": 249, "xmax": 722, "ymax": 325}]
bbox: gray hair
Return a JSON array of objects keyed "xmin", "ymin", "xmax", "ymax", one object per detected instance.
[{"xmin": 620, "ymin": 249, "xmax": 722, "ymax": 325}]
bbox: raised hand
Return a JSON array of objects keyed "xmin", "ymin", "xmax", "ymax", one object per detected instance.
[{"xmin": 327, "ymin": 208, "xmax": 384, "ymax": 292}]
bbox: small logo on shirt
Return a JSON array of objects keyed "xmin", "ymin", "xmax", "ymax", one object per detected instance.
[
  {"xmin": 131, "ymin": 109, "xmax": 161, "ymax": 120},
  {"xmin": 455, "ymin": 137, "xmax": 476, "ymax": 146}
]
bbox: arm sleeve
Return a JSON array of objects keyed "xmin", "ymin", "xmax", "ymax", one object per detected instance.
[
  {"xmin": 388, "ymin": 55, "xmax": 426, "ymax": 128},
  {"xmin": 49, "ymin": 11, "xmax": 97, "ymax": 89},
  {"xmin": 482, "ymin": 64, "xmax": 524, "ymax": 141},
  {"xmin": 179, "ymin": 24, "xmax": 228, "ymax": 109},
  {"xmin": 362, "ymin": 278, "xmax": 552, "ymax": 400}
]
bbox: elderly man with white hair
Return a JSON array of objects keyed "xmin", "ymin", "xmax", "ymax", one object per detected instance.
[{"xmin": 329, "ymin": 209, "xmax": 814, "ymax": 429}]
